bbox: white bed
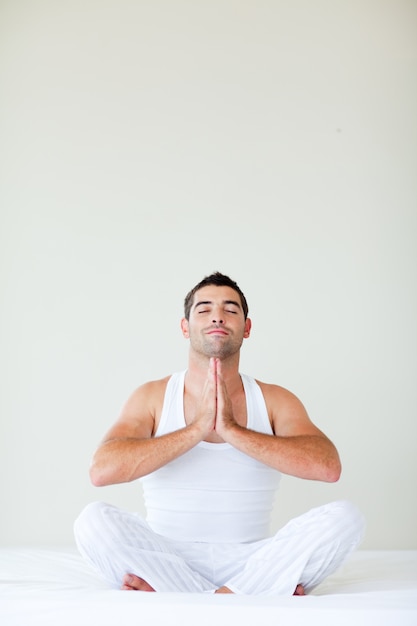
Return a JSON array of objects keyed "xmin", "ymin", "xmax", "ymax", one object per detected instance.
[{"xmin": 1, "ymin": 547, "xmax": 416, "ymax": 626}]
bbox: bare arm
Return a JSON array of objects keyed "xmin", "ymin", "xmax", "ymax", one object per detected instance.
[
  {"xmin": 90, "ymin": 370, "xmax": 217, "ymax": 487},
  {"xmin": 215, "ymin": 363, "xmax": 341, "ymax": 482}
]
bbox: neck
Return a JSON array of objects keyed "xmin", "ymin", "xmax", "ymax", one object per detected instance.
[{"xmin": 185, "ymin": 351, "xmax": 242, "ymax": 390}]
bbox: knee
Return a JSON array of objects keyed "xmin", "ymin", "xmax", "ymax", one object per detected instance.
[
  {"xmin": 74, "ymin": 501, "xmax": 109, "ymax": 546},
  {"xmin": 330, "ymin": 500, "xmax": 366, "ymax": 542}
]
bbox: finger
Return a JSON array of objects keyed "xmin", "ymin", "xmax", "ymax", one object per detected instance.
[
  {"xmin": 214, "ymin": 357, "xmax": 220, "ymax": 379},
  {"xmin": 205, "ymin": 358, "xmax": 217, "ymax": 394},
  {"xmin": 216, "ymin": 360, "xmax": 227, "ymax": 395},
  {"xmin": 215, "ymin": 364, "xmax": 228, "ymax": 412}
]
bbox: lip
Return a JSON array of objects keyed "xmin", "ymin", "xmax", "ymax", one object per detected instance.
[{"xmin": 206, "ymin": 329, "xmax": 228, "ymax": 336}]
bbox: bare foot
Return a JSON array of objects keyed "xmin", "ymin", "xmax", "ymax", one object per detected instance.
[
  {"xmin": 122, "ymin": 573, "xmax": 156, "ymax": 592},
  {"xmin": 293, "ymin": 584, "xmax": 305, "ymax": 596},
  {"xmin": 216, "ymin": 584, "xmax": 305, "ymax": 595}
]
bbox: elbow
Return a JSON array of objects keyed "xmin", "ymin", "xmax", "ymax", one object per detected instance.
[
  {"xmin": 89, "ymin": 461, "xmax": 112, "ymax": 487},
  {"xmin": 325, "ymin": 458, "xmax": 342, "ymax": 483},
  {"xmin": 89, "ymin": 445, "xmax": 121, "ymax": 487},
  {"xmin": 89, "ymin": 467, "xmax": 104, "ymax": 488},
  {"xmin": 326, "ymin": 468, "xmax": 341, "ymax": 483},
  {"xmin": 89, "ymin": 455, "xmax": 135, "ymax": 486}
]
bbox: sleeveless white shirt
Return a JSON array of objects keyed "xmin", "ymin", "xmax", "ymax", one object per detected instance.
[{"xmin": 140, "ymin": 371, "xmax": 281, "ymax": 543}]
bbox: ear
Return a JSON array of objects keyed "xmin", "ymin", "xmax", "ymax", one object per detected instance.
[
  {"xmin": 181, "ymin": 318, "xmax": 190, "ymax": 338},
  {"xmin": 243, "ymin": 317, "xmax": 252, "ymax": 338}
]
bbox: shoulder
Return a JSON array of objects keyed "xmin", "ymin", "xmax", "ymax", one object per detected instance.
[
  {"xmin": 254, "ymin": 379, "xmax": 303, "ymax": 406},
  {"xmin": 99, "ymin": 375, "xmax": 174, "ymax": 443},
  {"xmin": 117, "ymin": 375, "xmax": 173, "ymax": 423},
  {"xmin": 136, "ymin": 375, "xmax": 172, "ymax": 394},
  {"xmin": 126, "ymin": 375, "xmax": 172, "ymax": 411}
]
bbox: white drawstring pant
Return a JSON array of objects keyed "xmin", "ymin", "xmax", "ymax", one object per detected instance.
[{"xmin": 74, "ymin": 499, "xmax": 365, "ymax": 595}]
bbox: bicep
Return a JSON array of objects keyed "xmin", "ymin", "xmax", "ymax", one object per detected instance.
[
  {"xmin": 100, "ymin": 384, "xmax": 157, "ymax": 444},
  {"xmin": 262, "ymin": 384, "xmax": 327, "ymax": 438}
]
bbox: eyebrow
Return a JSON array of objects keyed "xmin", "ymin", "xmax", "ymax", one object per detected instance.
[{"xmin": 193, "ymin": 299, "xmax": 242, "ymax": 310}]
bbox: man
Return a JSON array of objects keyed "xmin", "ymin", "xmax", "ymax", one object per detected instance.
[{"xmin": 74, "ymin": 272, "xmax": 364, "ymax": 595}]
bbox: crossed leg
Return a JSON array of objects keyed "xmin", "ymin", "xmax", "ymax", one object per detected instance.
[
  {"xmin": 76, "ymin": 501, "xmax": 364, "ymax": 596},
  {"xmin": 121, "ymin": 574, "xmax": 305, "ymax": 595}
]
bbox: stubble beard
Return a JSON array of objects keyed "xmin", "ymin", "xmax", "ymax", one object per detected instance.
[{"xmin": 191, "ymin": 332, "xmax": 243, "ymax": 360}]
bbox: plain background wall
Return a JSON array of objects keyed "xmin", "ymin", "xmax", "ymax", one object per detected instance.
[{"xmin": 0, "ymin": 0, "xmax": 416, "ymax": 549}]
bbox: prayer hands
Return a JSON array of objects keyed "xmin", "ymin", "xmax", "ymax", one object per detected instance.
[
  {"xmin": 214, "ymin": 358, "xmax": 237, "ymax": 437},
  {"xmin": 195, "ymin": 358, "xmax": 237, "ymax": 440}
]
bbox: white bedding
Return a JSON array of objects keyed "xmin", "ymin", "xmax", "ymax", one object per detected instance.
[{"xmin": 1, "ymin": 547, "xmax": 416, "ymax": 626}]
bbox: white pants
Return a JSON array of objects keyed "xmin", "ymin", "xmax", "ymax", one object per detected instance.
[{"xmin": 74, "ymin": 500, "xmax": 365, "ymax": 596}]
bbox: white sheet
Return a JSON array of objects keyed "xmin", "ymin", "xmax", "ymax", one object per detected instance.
[{"xmin": 1, "ymin": 548, "xmax": 416, "ymax": 626}]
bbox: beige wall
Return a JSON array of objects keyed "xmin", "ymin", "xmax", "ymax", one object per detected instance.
[{"xmin": 1, "ymin": 0, "xmax": 416, "ymax": 548}]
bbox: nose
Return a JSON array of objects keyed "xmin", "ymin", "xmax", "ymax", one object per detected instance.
[{"xmin": 211, "ymin": 304, "xmax": 225, "ymax": 324}]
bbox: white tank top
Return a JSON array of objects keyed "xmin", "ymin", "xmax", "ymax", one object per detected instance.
[{"xmin": 140, "ymin": 371, "xmax": 281, "ymax": 543}]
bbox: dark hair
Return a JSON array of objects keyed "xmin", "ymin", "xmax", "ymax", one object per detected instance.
[{"xmin": 184, "ymin": 272, "xmax": 249, "ymax": 320}]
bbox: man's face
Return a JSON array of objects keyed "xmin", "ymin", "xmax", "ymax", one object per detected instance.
[{"xmin": 181, "ymin": 285, "xmax": 251, "ymax": 359}]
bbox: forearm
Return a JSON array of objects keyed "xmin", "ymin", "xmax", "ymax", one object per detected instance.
[
  {"xmin": 90, "ymin": 422, "xmax": 205, "ymax": 486},
  {"xmin": 222, "ymin": 426, "xmax": 341, "ymax": 482}
]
